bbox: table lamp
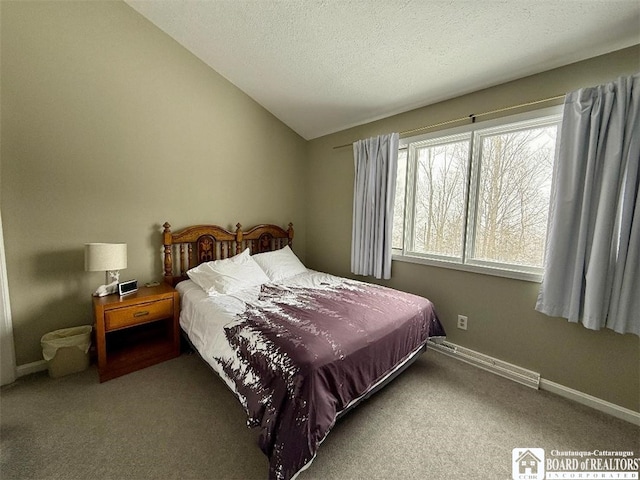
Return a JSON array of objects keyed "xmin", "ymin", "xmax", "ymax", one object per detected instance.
[{"xmin": 84, "ymin": 243, "xmax": 127, "ymax": 297}]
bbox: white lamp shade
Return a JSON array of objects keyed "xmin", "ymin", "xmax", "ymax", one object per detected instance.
[{"xmin": 84, "ymin": 243, "xmax": 127, "ymax": 272}]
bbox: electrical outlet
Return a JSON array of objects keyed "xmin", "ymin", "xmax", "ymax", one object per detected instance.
[{"xmin": 457, "ymin": 315, "xmax": 468, "ymax": 330}]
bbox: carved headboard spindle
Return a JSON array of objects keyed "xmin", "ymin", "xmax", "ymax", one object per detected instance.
[
  {"xmin": 163, "ymin": 222, "xmax": 173, "ymax": 282},
  {"xmin": 235, "ymin": 224, "xmax": 243, "ymax": 255},
  {"xmin": 287, "ymin": 223, "xmax": 294, "ymax": 247}
]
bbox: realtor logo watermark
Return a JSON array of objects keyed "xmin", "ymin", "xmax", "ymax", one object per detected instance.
[
  {"xmin": 512, "ymin": 448, "xmax": 639, "ymax": 480},
  {"xmin": 513, "ymin": 448, "xmax": 545, "ymax": 480}
]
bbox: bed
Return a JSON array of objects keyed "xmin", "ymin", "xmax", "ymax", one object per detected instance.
[{"xmin": 162, "ymin": 222, "xmax": 446, "ymax": 480}]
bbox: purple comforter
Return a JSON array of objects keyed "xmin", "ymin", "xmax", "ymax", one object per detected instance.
[{"xmin": 216, "ymin": 280, "xmax": 445, "ymax": 479}]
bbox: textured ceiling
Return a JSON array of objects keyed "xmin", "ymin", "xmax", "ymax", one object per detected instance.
[{"xmin": 125, "ymin": 0, "xmax": 640, "ymax": 140}]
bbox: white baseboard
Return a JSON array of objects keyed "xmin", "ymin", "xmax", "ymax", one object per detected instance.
[
  {"xmin": 428, "ymin": 340, "xmax": 639, "ymax": 426},
  {"xmin": 428, "ymin": 340, "xmax": 541, "ymax": 389},
  {"xmin": 539, "ymin": 378, "xmax": 640, "ymax": 426},
  {"xmin": 16, "ymin": 360, "xmax": 48, "ymax": 377}
]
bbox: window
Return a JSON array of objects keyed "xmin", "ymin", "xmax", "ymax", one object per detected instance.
[
  {"xmin": 392, "ymin": 148, "xmax": 407, "ymax": 250},
  {"xmin": 393, "ymin": 107, "xmax": 562, "ymax": 281}
]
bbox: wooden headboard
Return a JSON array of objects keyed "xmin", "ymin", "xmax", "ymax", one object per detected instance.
[{"xmin": 162, "ymin": 222, "xmax": 294, "ymax": 286}]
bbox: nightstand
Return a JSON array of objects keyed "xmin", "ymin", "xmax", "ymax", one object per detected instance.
[{"xmin": 92, "ymin": 283, "xmax": 180, "ymax": 382}]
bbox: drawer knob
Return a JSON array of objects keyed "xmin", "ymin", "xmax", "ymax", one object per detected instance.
[{"xmin": 133, "ymin": 310, "xmax": 150, "ymax": 317}]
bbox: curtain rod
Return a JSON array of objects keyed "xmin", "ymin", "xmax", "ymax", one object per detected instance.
[{"xmin": 332, "ymin": 93, "xmax": 566, "ymax": 150}]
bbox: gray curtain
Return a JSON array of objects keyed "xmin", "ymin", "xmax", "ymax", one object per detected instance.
[
  {"xmin": 536, "ymin": 74, "xmax": 640, "ymax": 336},
  {"xmin": 351, "ymin": 133, "xmax": 399, "ymax": 280}
]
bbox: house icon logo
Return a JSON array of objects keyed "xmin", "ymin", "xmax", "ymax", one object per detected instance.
[{"xmin": 512, "ymin": 448, "xmax": 545, "ymax": 480}]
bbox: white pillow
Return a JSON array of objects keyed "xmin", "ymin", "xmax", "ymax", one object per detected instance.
[
  {"xmin": 187, "ymin": 248, "xmax": 269, "ymax": 295},
  {"xmin": 252, "ymin": 245, "xmax": 307, "ymax": 282}
]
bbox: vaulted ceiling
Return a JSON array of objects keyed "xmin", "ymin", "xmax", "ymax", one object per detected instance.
[{"xmin": 126, "ymin": 0, "xmax": 640, "ymax": 140}]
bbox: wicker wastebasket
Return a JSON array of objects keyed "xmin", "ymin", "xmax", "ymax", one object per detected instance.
[{"xmin": 41, "ymin": 326, "xmax": 92, "ymax": 378}]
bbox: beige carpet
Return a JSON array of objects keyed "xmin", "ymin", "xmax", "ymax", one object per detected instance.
[{"xmin": 1, "ymin": 349, "xmax": 638, "ymax": 479}]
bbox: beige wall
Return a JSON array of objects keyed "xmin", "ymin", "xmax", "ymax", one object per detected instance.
[
  {"xmin": 0, "ymin": 1, "xmax": 307, "ymax": 365},
  {"xmin": 306, "ymin": 46, "xmax": 640, "ymax": 412}
]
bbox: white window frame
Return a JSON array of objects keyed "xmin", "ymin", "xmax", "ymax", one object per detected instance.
[{"xmin": 393, "ymin": 106, "xmax": 563, "ymax": 283}]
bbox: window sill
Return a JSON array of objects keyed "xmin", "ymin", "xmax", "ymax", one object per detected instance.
[{"xmin": 391, "ymin": 253, "xmax": 542, "ymax": 283}]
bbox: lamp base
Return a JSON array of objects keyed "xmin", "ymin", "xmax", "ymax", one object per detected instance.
[{"xmin": 93, "ymin": 280, "xmax": 119, "ymax": 297}]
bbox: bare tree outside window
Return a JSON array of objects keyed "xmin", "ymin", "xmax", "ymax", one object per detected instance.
[
  {"xmin": 392, "ymin": 110, "xmax": 561, "ymax": 278},
  {"xmin": 392, "ymin": 149, "xmax": 407, "ymax": 250},
  {"xmin": 413, "ymin": 140, "xmax": 469, "ymax": 258},
  {"xmin": 472, "ymin": 127, "xmax": 556, "ymax": 267}
]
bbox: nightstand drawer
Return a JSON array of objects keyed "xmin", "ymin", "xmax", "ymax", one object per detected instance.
[{"xmin": 105, "ymin": 298, "xmax": 173, "ymax": 331}]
